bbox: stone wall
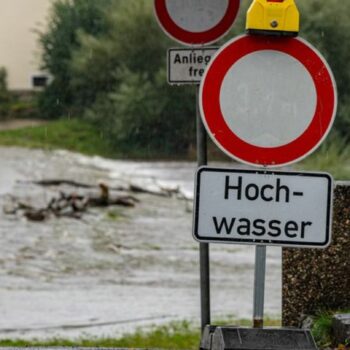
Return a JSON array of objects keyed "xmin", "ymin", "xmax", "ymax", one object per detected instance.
[{"xmin": 282, "ymin": 182, "xmax": 350, "ymax": 327}]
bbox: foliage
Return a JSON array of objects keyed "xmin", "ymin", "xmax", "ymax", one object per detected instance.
[
  {"xmin": 297, "ymin": 133, "xmax": 350, "ymax": 180},
  {"xmin": 6, "ymin": 100, "xmax": 39, "ymax": 119},
  {"xmin": 0, "ymin": 119, "xmax": 114, "ymax": 157},
  {"xmin": 0, "ymin": 67, "xmax": 40, "ymax": 120},
  {"xmin": 0, "ymin": 67, "xmax": 12, "ymax": 118},
  {"xmin": 312, "ymin": 310, "xmax": 350, "ymax": 349},
  {"xmin": 85, "ymin": 68, "xmax": 195, "ymax": 155},
  {"xmin": 38, "ymin": 0, "xmax": 112, "ymax": 118},
  {"xmin": 39, "ymin": 0, "xmax": 350, "ymax": 156},
  {"xmin": 297, "ymin": 0, "xmax": 350, "ymax": 140},
  {"xmin": 0, "ymin": 67, "xmax": 9, "ymax": 101},
  {"xmin": 39, "ymin": 0, "xmax": 196, "ymax": 155},
  {"xmin": 312, "ymin": 312, "xmax": 334, "ymax": 348},
  {"xmin": 70, "ymin": 0, "xmax": 166, "ymax": 106},
  {"xmin": 73, "ymin": 0, "xmax": 196, "ymax": 155}
]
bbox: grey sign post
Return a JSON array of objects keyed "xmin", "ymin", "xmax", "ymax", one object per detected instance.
[
  {"xmin": 253, "ymin": 245, "xmax": 266, "ymax": 328},
  {"xmin": 166, "ymin": 47, "xmax": 218, "ymax": 329},
  {"xmin": 196, "ymin": 88, "xmax": 211, "ymax": 330},
  {"xmin": 166, "ymin": 46, "xmax": 218, "ymax": 328}
]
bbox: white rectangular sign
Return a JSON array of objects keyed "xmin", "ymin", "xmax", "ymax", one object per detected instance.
[
  {"xmin": 193, "ymin": 167, "xmax": 333, "ymax": 248},
  {"xmin": 167, "ymin": 47, "xmax": 217, "ymax": 85}
]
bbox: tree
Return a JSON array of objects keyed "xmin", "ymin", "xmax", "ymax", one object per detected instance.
[
  {"xmin": 70, "ymin": 0, "xmax": 170, "ymax": 108},
  {"xmin": 38, "ymin": 0, "xmax": 112, "ymax": 118},
  {"xmin": 72, "ymin": 0, "xmax": 196, "ymax": 155}
]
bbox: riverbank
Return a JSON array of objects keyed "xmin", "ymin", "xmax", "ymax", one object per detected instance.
[
  {"xmin": 0, "ymin": 119, "xmax": 115, "ymax": 157},
  {"xmin": 0, "ymin": 119, "xmax": 349, "ymax": 179},
  {"xmin": 0, "ymin": 119, "xmax": 199, "ymax": 160}
]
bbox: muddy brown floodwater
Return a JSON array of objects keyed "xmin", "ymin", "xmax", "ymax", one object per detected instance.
[{"xmin": 0, "ymin": 147, "xmax": 281, "ymax": 339}]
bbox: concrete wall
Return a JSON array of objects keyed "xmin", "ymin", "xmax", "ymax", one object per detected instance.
[
  {"xmin": 0, "ymin": 0, "xmax": 53, "ymax": 90},
  {"xmin": 282, "ymin": 182, "xmax": 350, "ymax": 326}
]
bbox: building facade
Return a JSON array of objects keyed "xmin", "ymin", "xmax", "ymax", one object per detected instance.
[{"xmin": 0, "ymin": 0, "xmax": 52, "ymax": 91}]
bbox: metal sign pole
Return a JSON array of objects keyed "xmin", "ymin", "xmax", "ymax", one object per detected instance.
[
  {"xmin": 253, "ymin": 245, "xmax": 266, "ymax": 328},
  {"xmin": 196, "ymin": 86, "xmax": 211, "ymax": 331}
]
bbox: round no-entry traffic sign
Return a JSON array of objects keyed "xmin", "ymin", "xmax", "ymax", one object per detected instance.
[
  {"xmin": 200, "ymin": 35, "xmax": 337, "ymax": 167},
  {"xmin": 154, "ymin": 0, "xmax": 240, "ymax": 46}
]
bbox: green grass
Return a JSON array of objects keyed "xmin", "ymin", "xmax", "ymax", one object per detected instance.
[
  {"xmin": 312, "ymin": 312, "xmax": 334, "ymax": 348},
  {"xmin": 0, "ymin": 118, "xmax": 115, "ymax": 157},
  {"xmin": 311, "ymin": 310, "xmax": 350, "ymax": 348},
  {"xmin": 0, "ymin": 318, "xmax": 281, "ymax": 349},
  {"xmin": 0, "ymin": 118, "xmax": 190, "ymax": 160},
  {"xmin": 0, "ymin": 322, "xmax": 198, "ymax": 349},
  {"xmin": 0, "ymin": 315, "xmax": 342, "ymax": 349},
  {"xmin": 297, "ymin": 135, "xmax": 350, "ymax": 180},
  {"xmin": 3, "ymin": 316, "xmax": 342, "ymax": 349}
]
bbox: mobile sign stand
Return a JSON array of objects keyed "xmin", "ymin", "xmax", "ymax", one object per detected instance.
[
  {"xmin": 154, "ymin": 0, "xmax": 241, "ymax": 333},
  {"xmin": 157, "ymin": 0, "xmax": 337, "ymax": 348},
  {"xmin": 196, "ymin": 0, "xmax": 337, "ymax": 348}
]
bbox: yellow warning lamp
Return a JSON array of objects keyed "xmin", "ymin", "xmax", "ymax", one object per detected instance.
[{"xmin": 246, "ymin": 0, "xmax": 300, "ymax": 37}]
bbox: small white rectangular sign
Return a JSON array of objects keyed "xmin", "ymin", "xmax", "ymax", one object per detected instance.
[
  {"xmin": 193, "ymin": 167, "xmax": 333, "ymax": 248},
  {"xmin": 167, "ymin": 47, "xmax": 217, "ymax": 85}
]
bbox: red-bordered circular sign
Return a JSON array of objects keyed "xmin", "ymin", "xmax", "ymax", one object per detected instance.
[
  {"xmin": 154, "ymin": 0, "xmax": 240, "ymax": 46},
  {"xmin": 200, "ymin": 35, "xmax": 337, "ymax": 168}
]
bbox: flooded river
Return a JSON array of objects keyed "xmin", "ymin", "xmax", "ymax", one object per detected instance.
[{"xmin": 0, "ymin": 147, "xmax": 281, "ymax": 339}]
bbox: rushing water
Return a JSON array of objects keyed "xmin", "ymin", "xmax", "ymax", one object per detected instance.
[{"xmin": 0, "ymin": 147, "xmax": 281, "ymax": 339}]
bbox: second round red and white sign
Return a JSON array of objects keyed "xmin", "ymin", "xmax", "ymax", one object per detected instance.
[
  {"xmin": 200, "ymin": 35, "xmax": 337, "ymax": 167},
  {"xmin": 154, "ymin": 0, "xmax": 240, "ymax": 46}
]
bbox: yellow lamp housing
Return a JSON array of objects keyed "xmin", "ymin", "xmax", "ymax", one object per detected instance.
[{"xmin": 246, "ymin": 0, "xmax": 300, "ymax": 37}]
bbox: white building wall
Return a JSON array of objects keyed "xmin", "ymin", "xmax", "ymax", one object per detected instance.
[{"xmin": 0, "ymin": 0, "xmax": 52, "ymax": 90}]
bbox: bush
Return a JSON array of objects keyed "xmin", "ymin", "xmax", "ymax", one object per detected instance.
[
  {"xmin": 86, "ymin": 68, "xmax": 195, "ymax": 155},
  {"xmin": 70, "ymin": 0, "xmax": 171, "ymax": 108},
  {"xmin": 0, "ymin": 67, "xmax": 13, "ymax": 120},
  {"xmin": 0, "ymin": 67, "xmax": 9, "ymax": 100},
  {"xmin": 74, "ymin": 0, "xmax": 196, "ymax": 155},
  {"xmin": 7, "ymin": 100, "xmax": 39, "ymax": 119}
]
